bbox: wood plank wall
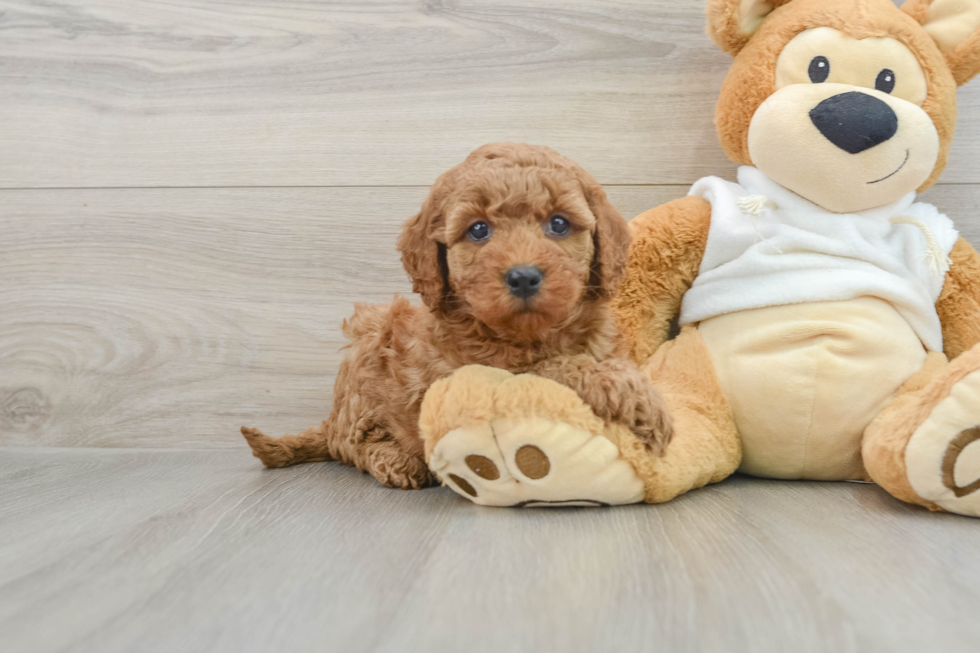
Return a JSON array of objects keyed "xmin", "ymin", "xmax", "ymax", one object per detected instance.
[{"xmin": 2, "ymin": 0, "xmax": 978, "ymax": 448}]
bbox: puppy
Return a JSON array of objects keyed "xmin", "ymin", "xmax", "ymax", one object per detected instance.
[{"xmin": 242, "ymin": 143, "xmax": 672, "ymax": 489}]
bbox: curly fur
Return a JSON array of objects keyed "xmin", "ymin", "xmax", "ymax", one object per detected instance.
[{"xmin": 242, "ymin": 143, "xmax": 672, "ymax": 489}]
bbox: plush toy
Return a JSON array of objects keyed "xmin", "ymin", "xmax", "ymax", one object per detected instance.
[{"xmin": 421, "ymin": 0, "xmax": 980, "ymax": 516}]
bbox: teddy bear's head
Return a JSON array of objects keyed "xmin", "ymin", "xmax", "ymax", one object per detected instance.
[{"xmin": 707, "ymin": 0, "xmax": 980, "ymax": 213}]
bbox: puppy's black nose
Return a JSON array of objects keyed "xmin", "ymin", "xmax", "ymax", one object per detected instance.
[
  {"xmin": 810, "ymin": 91, "xmax": 898, "ymax": 154},
  {"xmin": 505, "ymin": 266, "xmax": 543, "ymax": 299}
]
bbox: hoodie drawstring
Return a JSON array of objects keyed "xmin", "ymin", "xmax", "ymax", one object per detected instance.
[{"xmin": 890, "ymin": 215, "xmax": 952, "ymax": 277}]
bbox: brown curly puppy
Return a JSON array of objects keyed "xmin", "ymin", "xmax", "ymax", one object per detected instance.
[{"xmin": 242, "ymin": 143, "xmax": 672, "ymax": 489}]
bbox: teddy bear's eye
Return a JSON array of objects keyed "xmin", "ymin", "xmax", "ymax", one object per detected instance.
[
  {"xmin": 876, "ymin": 69, "xmax": 896, "ymax": 94},
  {"xmin": 808, "ymin": 56, "xmax": 830, "ymax": 83}
]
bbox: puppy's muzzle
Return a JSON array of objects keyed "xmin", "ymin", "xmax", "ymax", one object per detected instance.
[{"xmin": 505, "ymin": 266, "xmax": 544, "ymax": 299}]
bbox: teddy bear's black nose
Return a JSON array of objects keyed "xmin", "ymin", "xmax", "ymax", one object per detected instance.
[{"xmin": 809, "ymin": 91, "xmax": 898, "ymax": 154}]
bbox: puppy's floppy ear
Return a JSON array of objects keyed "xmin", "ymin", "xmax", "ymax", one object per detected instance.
[
  {"xmin": 584, "ymin": 182, "xmax": 632, "ymax": 301},
  {"xmin": 904, "ymin": 0, "xmax": 980, "ymax": 86},
  {"xmin": 706, "ymin": 0, "xmax": 794, "ymax": 56},
  {"xmin": 398, "ymin": 191, "xmax": 450, "ymax": 311}
]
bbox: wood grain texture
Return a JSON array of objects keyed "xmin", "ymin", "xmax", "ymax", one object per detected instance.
[
  {"xmin": 1, "ymin": 184, "xmax": 978, "ymax": 448},
  {"xmin": 1, "ymin": 0, "xmax": 978, "ymax": 188},
  {"xmin": 0, "ymin": 448, "xmax": 978, "ymax": 653}
]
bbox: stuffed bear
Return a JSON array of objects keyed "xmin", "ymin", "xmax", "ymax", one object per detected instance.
[{"xmin": 420, "ymin": 0, "xmax": 980, "ymax": 517}]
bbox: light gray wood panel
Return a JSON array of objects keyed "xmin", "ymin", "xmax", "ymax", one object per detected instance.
[
  {"xmin": 2, "ymin": 0, "xmax": 979, "ymax": 188},
  {"xmin": 1, "ymin": 184, "xmax": 978, "ymax": 449},
  {"xmin": 0, "ymin": 448, "xmax": 978, "ymax": 653}
]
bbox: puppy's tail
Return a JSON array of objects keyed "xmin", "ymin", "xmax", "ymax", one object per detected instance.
[{"xmin": 241, "ymin": 421, "xmax": 335, "ymax": 468}]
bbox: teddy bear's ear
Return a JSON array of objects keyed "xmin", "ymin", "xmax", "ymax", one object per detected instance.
[
  {"xmin": 706, "ymin": 0, "xmax": 795, "ymax": 56},
  {"xmin": 903, "ymin": 0, "xmax": 980, "ymax": 86}
]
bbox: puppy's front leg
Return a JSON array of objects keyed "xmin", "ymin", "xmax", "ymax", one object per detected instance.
[{"xmin": 527, "ymin": 356, "xmax": 673, "ymax": 454}]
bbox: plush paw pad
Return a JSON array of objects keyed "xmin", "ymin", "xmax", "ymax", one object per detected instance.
[
  {"xmin": 942, "ymin": 428, "xmax": 980, "ymax": 498},
  {"xmin": 906, "ymin": 369, "xmax": 980, "ymax": 517},
  {"xmin": 422, "ymin": 367, "xmax": 644, "ymax": 507}
]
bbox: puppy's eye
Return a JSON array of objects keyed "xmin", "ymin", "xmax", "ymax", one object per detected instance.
[
  {"xmin": 876, "ymin": 69, "xmax": 896, "ymax": 94},
  {"xmin": 546, "ymin": 215, "xmax": 571, "ymax": 237},
  {"xmin": 808, "ymin": 56, "xmax": 830, "ymax": 83},
  {"xmin": 466, "ymin": 221, "xmax": 491, "ymax": 242}
]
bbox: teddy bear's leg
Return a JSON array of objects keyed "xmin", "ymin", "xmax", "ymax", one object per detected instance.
[
  {"xmin": 615, "ymin": 325, "xmax": 742, "ymax": 503},
  {"xmin": 863, "ymin": 345, "xmax": 980, "ymax": 517},
  {"xmin": 419, "ymin": 327, "xmax": 741, "ymax": 507},
  {"xmin": 420, "ymin": 366, "xmax": 646, "ymax": 507}
]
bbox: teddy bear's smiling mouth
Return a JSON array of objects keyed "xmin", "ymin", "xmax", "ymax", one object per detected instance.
[{"xmin": 868, "ymin": 149, "xmax": 910, "ymax": 185}]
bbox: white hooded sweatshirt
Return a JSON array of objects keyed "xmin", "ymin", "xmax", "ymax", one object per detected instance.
[{"xmin": 679, "ymin": 166, "xmax": 959, "ymax": 352}]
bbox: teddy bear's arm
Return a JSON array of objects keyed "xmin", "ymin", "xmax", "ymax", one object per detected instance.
[
  {"xmin": 611, "ymin": 196, "xmax": 711, "ymax": 364},
  {"xmin": 936, "ymin": 237, "xmax": 980, "ymax": 359}
]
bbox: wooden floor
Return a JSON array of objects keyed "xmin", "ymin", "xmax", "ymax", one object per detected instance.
[
  {"xmin": 2, "ymin": 449, "xmax": 980, "ymax": 653},
  {"xmin": 1, "ymin": 1, "xmax": 979, "ymax": 651}
]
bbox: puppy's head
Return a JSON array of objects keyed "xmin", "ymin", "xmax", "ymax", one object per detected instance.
[{"xmin": 398, "ymin": 143, "xmax": 631, "ymax": 342}]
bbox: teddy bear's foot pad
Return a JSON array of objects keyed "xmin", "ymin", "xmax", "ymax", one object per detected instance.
[
  {"xmin": 427, "ymin": 375, "xmax": 644, "ymax": 508},
  {"xmin": 906, "ymin": 369, "xmax": 980, "ymax": 517}
]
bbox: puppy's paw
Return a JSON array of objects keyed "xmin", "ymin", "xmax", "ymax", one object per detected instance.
[
  {"xmin": 577, "ymin": 361, "xmax": 673, "ymax": 456},
  {"xmin": 625, "ymin": 383, "xmax": 674, "ymax": 456},
  {"xmin": 367, "ymin": 446, "xmax": 434, "ymax": 490}
]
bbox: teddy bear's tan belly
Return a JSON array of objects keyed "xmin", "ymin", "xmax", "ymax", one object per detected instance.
[{"xmin": 698, "ymin": 297, "xmax": 928, "ymax": 480}]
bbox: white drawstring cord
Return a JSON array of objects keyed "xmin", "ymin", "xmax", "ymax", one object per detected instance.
[
  {"xmin": 737, "ymin": 194, "xmax": 783, "ymax": 253},
  {"xmin": 737, "ymin": 194, "xmax": 778, "ymax": 218},
  {"xmin": 890, "ymin": 215, "xmax": 952, "ymax": 277}
]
